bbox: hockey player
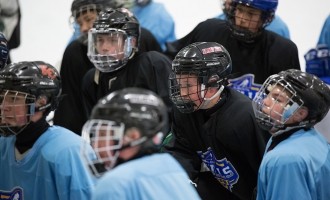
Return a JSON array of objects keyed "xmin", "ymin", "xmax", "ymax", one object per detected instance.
[
  {"xmin": 81, "ymin": 87, "xmax": 201, "ymax": 200},
  {"xmin": 216, "ymin": 0, "xmax": 290, "ymax": 39},
  {"xmin": 81, "ymin": 8, "xmax": 173, "ymax": 131},
  {"xmin": 69, "ymin": 0, "xmax": 176, "ymax": 51},
  {"xmin": 304, "ymin": 44, "xmax": 330, "ymax": 142},
  {"xmin": 53, "ymin": 0, "xmax": 161, "ymax": 135},
  {"xmin": 252, "ymin": 69, "xmax": 330, "ymax": 200},
  {"xmin": 162, "ymin": 42, "xmax": 269, "ymax": 200},
  {"xmin": 166, "ymin": 0, "xmax": 300, "ymax": 99},
  {"xmin": 0, "ymin": 61, "xmax": 94, "ymax": 199}
]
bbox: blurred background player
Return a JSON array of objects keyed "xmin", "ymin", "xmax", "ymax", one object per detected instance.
[
  {"xmin": 216, "ymin": 0, "xmax": 290, "ymax": 39},
  {"xmin": 304, "ymin": 44, "xmax": 330, "ymax": 142},
  {"xmin": 252, "ymin": 69, "xmax": 330, "ymax": 200},
  {"xmin": 81, "ymin": 8, "xmax": 173, "ymax": 132},
  {"xmin": 0, "ymin": 61, "xmax": 94, "ymax": 199},
  {"xmin": 68, "ymin": 0, "xmax": 176, "ymax": 51},
  {"xmin": 0, "ymin": 0, "xmax": 21, "ymax": 64},
  {"xmin": 81, "ymin": 88, "xmax": 201, "ymax": 200},
  {"xmin": 0, "ymin": 32, "xmax": 9, "ymax": 68},
  {"xmin": 318, "ymin": 14, "xmax": 330, "ymax": 48},
  {"xmin": 162, "ymin": 42, "xmax": 269, "ymax": 200},
  {"xmin": 53, "ymin": 0, "xmax": 161, "ymax": 135},
  {"xmin": 166, "ymin": 0, "xmax": 300, "ymax": 100}
]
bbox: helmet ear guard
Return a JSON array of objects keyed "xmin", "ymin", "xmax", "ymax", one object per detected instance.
[{"xmin": 206, "ymin": 75, "xmax": 220, "ymax": 88}]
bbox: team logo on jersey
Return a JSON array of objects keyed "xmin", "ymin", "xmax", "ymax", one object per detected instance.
[
  {"xmin": 228, "ymin": 74, "xmax": 261, "ymax": 99},
  {"xmin": 0, "ymin": 187, "xmax": 23, "ymax": 200},
  {"xmin": 197, "ymin": 147, "xmax": 239, "ymax": 191}
]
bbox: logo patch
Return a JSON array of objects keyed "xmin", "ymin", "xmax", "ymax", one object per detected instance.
[
  {"xmin": 197, "ymin": 147, "xmax": 239, "ymax": 191},
  {"xmin": 0, "ymin": 187, "xmax": 23, "ymax": 200},
  {"xmin": 39, "ymin": 64, "xmax": 57, "ymax": 80},
  {"xmin": 228, "ymin": 74, "xmax": 261, "ymax": 99}
]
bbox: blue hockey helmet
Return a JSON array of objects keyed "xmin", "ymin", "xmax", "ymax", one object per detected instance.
[{"xmin": 227, "ymin": 0, "xmax": 278, "ymax": 42}]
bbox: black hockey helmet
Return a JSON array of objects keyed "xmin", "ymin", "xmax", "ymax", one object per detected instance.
[
  {"xmin": 0, "ymin": 61, "xmax": 61, "ymax": 136},
  {"xmin": 169, "ymin": 42, "xmax": 232, "ymax": 113},
  {"xmin": 71, "ymin": 0, "xmax": 117, "ymax": 19},
  {"xmin": 227, "ymin": 0, "xmax": 278, "ymax": 42},
  {"xmin": 253, "ymin": 69, "xmax": 330, "ymax": 132},
  {"xmin": 91, "ymin": 87, "xmax": 166, "ymax": 136},
  {"xmin": 81, "ymin": 87, "xmax": 167, "ymax": 177},
  {"xmin": 0, "ymin": 32, "xmax": 8, "ymax": 69},
  {"xmin": 0, "ymin": 61, "xmax": 61, "ymax": 112},
  {"xmin": 88, "ymin": 8, "xmax": 140, "ymax": 72}
]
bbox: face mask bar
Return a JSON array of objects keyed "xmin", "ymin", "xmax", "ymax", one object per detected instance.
[
  {"xmin": 169, "ymin": 71, "xmax": 207, "ymax": 113},
  {"xmin": 253, "ymin": 77, "xmax": 304, "ymax": 131},
  {"xmin": 81, "ymin": 119, "xmax": 125, "ymax": 177},
  {"xmin": 0, "ymin": 90, "xmax": 36, "ymax": 136},
  {"xmin": 227, "ymin": 3, "xmax": 271, "ymax": 42}
]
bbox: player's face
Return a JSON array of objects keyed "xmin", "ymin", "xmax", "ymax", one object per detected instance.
[
  {"xmin": 177, "ymin": 73, "xmax": 204, "ymax": 109},
  {"xmin": 234, "ymin": 4, "xmax": 263, "ymax": 33},
  {"xmin": 262, "ymin": 85, "xmax": 293, "ymax": 124},
  {"xmin": 76, "ymin": 10, "xmax": 98, "ymax": 34},
  {"xmin": 0, "ymin": 90, "xmax": 29, "ymax": 127},
  {"xmin": 223, "ymin": 0, "xmax": 232, "ymax": 12},
  {"xmin": 95, "ymin": 33, "xmax": 125, "ymax": 59}
]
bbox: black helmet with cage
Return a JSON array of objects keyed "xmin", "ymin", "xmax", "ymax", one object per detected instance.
[
  {"xmin": 226, "ymin": 0, "xmax": 278, "ymax": 42},
  {"xmin": 71, "ymin": 0, "xmax": 117, "ymax": 20},
  {"xmin": 87, "ymin": 8, "xmax": 140, "ymax": 73},
  {"xmin": 252, "ymin": 69, "xmax": 330, "ymax": 133},
  {"xmin": 0, "ymin": 61, "xmax": 61, "ymax": 136},
  {"xmin": 81, "ymin": 87, "xmax": 167, "ymax": 177},
  {"xmin": 169, "ymin": 42, "xmax": 232, "ymax": 113}
]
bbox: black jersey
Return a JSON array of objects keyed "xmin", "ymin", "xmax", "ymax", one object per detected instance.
[
  {"xmin": 163, "ymin": 88, "xmax": 269, "ymax": 200},
  {"xmin": 166, "ymin": 19, "xmax": 300, "ymax": 99},
  {"xmin": 81, "ymin": 50, "xmax": 173, "ymax": 125},
  {"xmin": 53, "ymin": 28, "xmax": 162, "ymax": 135},
  {"xmin": 53, "ymin": 39, "xmax": 94, "ymax": 135}
]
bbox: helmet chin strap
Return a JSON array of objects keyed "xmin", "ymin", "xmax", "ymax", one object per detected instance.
[
  {"xmin": 272, "ymin": 123, "xmax": 308, "ymax": 137},
  {"xmin": 199, "ymin": 85, "xmax": 224, "ymax": 110}
]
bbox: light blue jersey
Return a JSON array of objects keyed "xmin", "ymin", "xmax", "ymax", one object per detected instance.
[
  {"xmin": 318, "ymin": 15, "xmax": 330, "ymax": 48},
  {"xmin": 257, "ymin": 129, "xmax": 330, "ymax": 200},
  {"xmin": 216, "ymin": 14, "xmax": 290, "ymax": 39},
  {"xmin": 132, "ymin": 2, "xmax": 176, "ymax": 51},
  {"xmin": 93, "ymin": 153, "xmax": 201, "ymax": 200},
  {"xmin": 0, "ymin": 126, "xmax": 95, "ymax": 200}
]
